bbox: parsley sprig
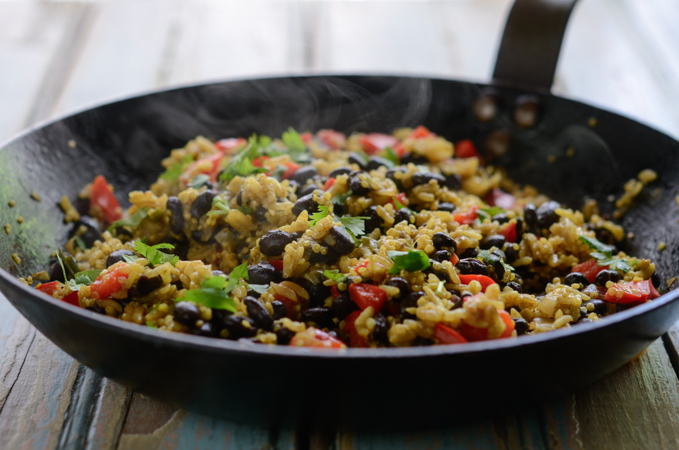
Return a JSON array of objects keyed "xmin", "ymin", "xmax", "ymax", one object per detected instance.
[
  {"xmin": 124, "ymin": 240, "xmax": 179, "ymax": 267},
  {"xmin": 181, "ymin": 263, "xmax": 251, "ymax": 311},
  {"xmin": 108, "ymin": 207, "xmax": 149, "ymax": 233},
  {"xmin": 281, "ymin": 128, "xmax": 311, "ymax": 163},
  {"xmin": 387, "ymin": 249, "xmax": 431, "ymax": 274},
  {"xmin": 309, "ymin": 205, "xmax": 369, "ymax": 244},
  {"xmin": 578, "ymin": 235, "xmax": 632, "ymax": 273},
  {"xmin": 219, "ymin": 135, "xmax": 268, "ymax": 183},
  {"xmin": 160, "ymin": 155, "xmax": 193, "ymax": 181}
]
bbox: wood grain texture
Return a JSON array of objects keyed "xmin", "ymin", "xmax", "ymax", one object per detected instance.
[{"xmin": 0, "ymin": 298, "xmax": 35, "ymax": 412}]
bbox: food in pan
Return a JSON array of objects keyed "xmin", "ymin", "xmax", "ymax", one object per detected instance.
[{"xmin": 35, "ymin": 126, "xmax": 661, "ymax": 348}]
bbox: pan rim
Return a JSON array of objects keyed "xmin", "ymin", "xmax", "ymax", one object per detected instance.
[{"xmin": 1, "ymin": 72, "xmax": 677, "ymax": 360}]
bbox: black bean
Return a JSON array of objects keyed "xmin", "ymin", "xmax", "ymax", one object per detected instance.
[
  {"xmin": 492, "ymin": 249, "xmax": 506, "ymax": 262},
  {"xmin": 260, "ymin": 230, "xmax": 294, "ymax": 257},
  {"xmin": 489, "ymin": 255, "xmax": 505, "ymax": 282},
  {"xmin": 411, "ymin": 172, "xmax": 446, "ymax": 187},
  {"xmin": 444, "ymin": 173, "xmax": 462, "ymax": 191},
  {"xmin": 386, "ymin": 169, "xmax": 405, "ymax": 190},
  {"xmin": 437, "ymin": 202, "xmax": 456, "ymax": 212},
  {"xmin": 331, "ymin": 292, "xmax": 358, "ymax": 320},
  {"xmin": 246, "ymin": 289, "xmax": 261, "ymax": 299},
  {"xmin": 506, "ymin": 281, "xmax": 522, "ymax": 292},
  {"xmin": 458, "ymin": 247, "xmax": 478, "ymax": 259},
  {"xmin": 348, "ymin": 153, "xmax": 368, "ymax": 170},
  {"xmin": 651, "ymin": 272, "xmax": 661, "ymax": 290},
  {"xmin": 460, "ymin": 290, "xmax": 474, "ymax": 298},
  {"xmin": 524, "ymin": 203, "xmax": 538, "ymax": 227},
  {"xmin": 456, "ymin": 258, "xmax": 489, "ymax": 275},
  {"xmin": 221, "ymin": 315, "xmax": 258, "ymax": 339},
  {"xmin": 72, "ymin": 216, "xmax": 103, "ymax": 247},
  {"xmin": 594, "ymin": 269, "xmax": 622, "ymax": 286},
  {"xmin": 384, "ymin": 277, "xmax": 409, "ymax": 300},
  {"xmin": 106, "ymin": 249, "xmax": 135, "ymax": 267},
  {"xmin": 275, "ymin": 326, "xmax": 295, "ymax": 345},
  {"xmin": 432, "ymin": 232, "xmax": 456, "ymax": 251},
  {"xmin": 292, "ymin": 193, "xmax": 319, "ymax": 216},
  {"xmin": 583, "ymin": 299, "xmax": 607, "ymax": 315},
  {"xmin": 394, "ymin": 207, "xmax": 413, "ymax": 225},
  {"xmin": 362, "ymin": 206, "xmax": 382, "ymax": 233},
  {"xmin": 329, "ymin": 166, "xmax": 352, "ymax": 178},
  {"xmin": 191, "ymin": 322, "xmax": 215, "ymax": 337},
  {"xmin": 481, "ymin": 234, "xmax": 506, "ymax": 250},
  {"xmin": 564, "ymin": 272, "xmax": 589, "ymax": 287},
  {"xmin": 367, "ymin": 156, "xmax": 392, "ymax": 171},
  {"xmin": 135, "ymin": 275, "xmax": 163, "ymax": 296},
  {"xmin": 505, "ymin": 245, "xmax": 518, "ymax": 263},
  {"xmin": 191, "ymin": 190, "xmax": 215, "ymax": 218},
  {"xmin": 244, "ymin": 296, "xmax": 274, "ymax": 330},
  {"xmin": 400, "ymin": 154, "xmax": 428, "ymax": 165},
  {"xmin": 324, "ymin": 226, "xmax": 355, "ymax": 256},
  {"xmin": 289, "ymin": 166, "xmax": 317, "ymax": 185},
  {"xmin": 309, "ymin": 244, "xmax": 340, "ymax": 264},
  {"xmin": 254, "ymin": 206, "xmax": 268, "ymax": 223},
  {"xmin": 272, "ymin": 301, "xmax": 288, "ymax": 320},
  {"xmin": 301, "ymin": 307, "xmax": 334, "ymax": 328},
  {"xmin": 350, "ymin": 176, "xmax": 370, "ymax": 196},
  {"xmin": 373, "ymin": 313, "xmax": 389, "ymax": 344},
  {"xmin": 298, "ymin": 184, "xmax": 319, "ymax": 197},
  {"xmin": 400, "ymin": 291, "xmax": 423, "ymax": 319},
  {"xmin": 174, "ymin": 301, "xmax": 201, "ymax": 326},
  {"xmin": 431, "ymin": 249, "xmax": 451, "ymax": 263},
  {"xmin": 49, "ymin": 260, "xmax": 65, "ymax": 282},
  {"xmin": 299, "ymin": 280, "xmax": 331, "ymax": 308},
  {"xmin": 536, "ymin": 201, "xmax": 561, "ymax": 228},
  {"xmin": 450, "ymin": 294, "xmax": 463, "ymax": 309},
  {"xmin": 247, "ymin": 261, "xmax": 280, "ymax": 285},
  {"xmin": 595, "ymin": 227, "xmax": 616, "ymax": 246},
  {"xmin": 513, "ymin": 318, "xmax": 529, "ymax": 335},
  {"xmin": 492, "ymin": 213, "xmax": 510, "ymax": 224}
]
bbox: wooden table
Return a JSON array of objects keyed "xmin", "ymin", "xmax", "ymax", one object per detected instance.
[{"xmin": 1, "ymin": 1, "xmax": 679, "ymax": 448}]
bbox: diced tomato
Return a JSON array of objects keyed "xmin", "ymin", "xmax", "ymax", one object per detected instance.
[
  {"xmin": 450, "ymin": 254, "xmax": 459, "ymax": 265},
  {"xmin": 455, "ymin": 139, "xmax": 481, "ymax": 159},
  {"xmin": 434, "ymin": 323, "xmax": 468, "ymax": 345},
  {"xmin": 485, "ymin": 188, "xmax": 516, "ymax": 210},
  {"xmin": 461, "ymin": 310, "xmax": 514, "ymax": 341},
  {"xmin": 62, "ymin": 291, "xmax": 80, "ymax": 306},
  {"xmin": 605, "ymin": 280, "xmax": 661, "ymax": 304},
  {"xmin": 300, "ymin": 132, "xmax": 313, "ymax": 145},
  {"xmin": 392, "ymin": 143, "xmax": 407, "ymax": 158},
  {"xmin": 348, "ymin": 283, "xmax": 387, "ymax": 312},
  {"xmin": 324, "ymin": 178, "xmax": 336, "ymax": 190},
  {"xmin": 572, "ymin": 259, "xmax": 607, "ymax": 283},
  {"xmin": 252, "ymin": 155, "xmax": 269, "ymax": 168},
  {"xmin": 359, "ymin": 133, "xmax": 399, "ymax": 155},
  {"xmin": 290, "ymin": 327, "xmax": 346, "ymax": 349},
  {"xmin": 37, "ymin": 281, "xmax": 60, "ymax": 296},
  {"xmin": 317, "ymin": 129, "xmax": 346, "ymax": 150},
  {"xmin": 331, "ymin": 285, "xmax": 340, "ymax": 299},
  {"xmin": 498, "ymin": 221, "xmax": 517, "ymax": 243},
  {"xmin": 409, "ymin": 126, "xmax": 434, "ymax": 139},
  {"xmin": 457, "ymin": 274, "xmax": 497, "ymax": 293},
  {"xmin": 269, "ymin": 260, "xmax": 284, "ymax": 271},
  {"xmin": 389, "ymin": 193, "xmax": 408, "ymax": 209},
  {"xmin": 453, "ymin": 205, "xmax": 479, "ymax": 225},
  {"xmin": 90, "ymin": 175, "xmax": 123, "ymax": 224},
  {"xmin": 273, "ymin": 294, "xmax": 296, "ymax": 318},
  {"xmin": 343, "ymin": 311, "xmax": 368, "ymax": 347},
  {"xmin": 281, "ymin": 161, "xmax": 300, "ymax": 180},
  {"xmin": 215, "ymin": 137, "xmax": 247, "ymax": 153},
  {"xmin": 90, "ymin": 265, "xmax": 129, "ymax": 299}
]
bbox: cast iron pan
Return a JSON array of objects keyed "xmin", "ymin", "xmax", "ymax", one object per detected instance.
[{"xmin": 1, "ymin": 0, "xmax": 678, "ymax": 430}]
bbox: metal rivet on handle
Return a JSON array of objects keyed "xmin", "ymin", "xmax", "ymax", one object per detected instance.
[
  {"xmin": 513, "ymin": 95, "xmax": 541, "ymax": 128},
  {"xmin": 473, "ymin": 92, "xmax": 499, "ymax": 123}
]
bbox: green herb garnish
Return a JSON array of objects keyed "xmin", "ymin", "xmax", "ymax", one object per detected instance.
[
  {"xmin": 133, "ymin": 240, "xmax": 179, "ymax": 266},
  {"xmin": 160, "ymin": 155, "xmax": 193, "ymax": 181},
  {"xmin": 145, "ymin": 321, "xmax": 158, "ymax": 329},
  {"xmin": 309, "ymin": 205, "xmax": 330, "ymax": 227},
  {"xmin": 387, "ymin": 249, "xmax": 431, "ymax": 274},
  {"xmin": 188, "ymin": 174, "xmax": 211, "ymax": 189},
  {"xmin": 281, "ymin": 128, "xmax": 310, "ymax": 162},
  {"xmin": 182, "ymin": 263, "xmax": 249, "ymax": 311},
  {"xmin": 74, "ymin": 236, "xmax": 86, "ymax": 251},
  {"xmin": 476, "ymin": 207, "xmax": 505, "ymax": 223},
  {"xmin": 65, "ymin": 269, "xmax": 102, "ymax": 291},
  {"xmin": 380, "ymin": 146, "xmax": 399, "ymax": 166},
  {"xmin": 339, "ymin": 215, "xmax": 369, "ymax": 242},
  {"xmin": 393, "ymin": 197, "xmax": 405, "ymax": 210},
  {"xmin": 238, "ymin": 205, "xmax": 253, "ymax": 215},
  {"xmin": 56, "ymin": 249, "xmax": 79, "ymax": 281},
  {"xmin": 478, "ymin": 250, "xmax": 515, "ymax": 273},
  {"xmin": 332, "ymin": 190, "xmax": 352, "ymax": 206},
  {"xmin": 247, "ymin": 284, "xmax": 269, "ymax": 294},
  {"xmin": 219, "ymin": 136, "xmax": 268, "ymax": 183},
  {"xmin": 108, "ymin": 207, "xmax": 149, "ymax": 233},
  {"xmin": 578, "ymin": 235, "xmax": 631, "ymax": 273},
  {"xmin": 323, "ymin": 269, "xmax": 348, "ymax": 284}
]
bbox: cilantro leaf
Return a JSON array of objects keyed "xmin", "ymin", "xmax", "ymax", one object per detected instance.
[
  {"xmin": 66, "ymin": 269, "xmax": 102, "ymax": 291},
  {"xmin": 108, "ymin": 207, "xmax": 149, "ymax": 233},
  {"xmin": 381, "ymin": 146, "xmax": 400, "ymax": 165},
  {"xmin": 332, "ymin": 190, "xmax": 352, "ymax": 206},
  {"xmin": 238, "ymin": 205, "xmax": 253, "ymax": 215},
  {"xmin": 281, "ymin": 128, "xmax": 310, "ymax": 162},
  {"xmin": 578, "ymin": 235, "xmax": 616, "ymax": 254},
  {"xmin": 219, "ymin": 136, "xmax": 264, "ymax": 183},
  {"xmin": 224, "ymin": 263, "xmax": 249, "ymax": 295},
  {"xmin": 387, "ymin": 249, "xmax": 431, "ymax": 274},
  {"xmin": 160, "ymin": 155, "xmax": 193, "ymax": 181},
  {"xmin": 309, "ymin": 205, "xmax": 330, "ymax": 227},
  {"xmin": 134, "ymin": 241, "xmax": 179, "ymax": 266},
  {"xmin": 323, "ymin": 269, "xmax": 348, "ymax": 284},
  {"xmin": 247, "ymin": 283, "xmax": 269, "ymax": 294},
  {"xmin": 579, "ymin": 235, "xmax": 630, "ymax": 273},
  {"xmin": 478, "ymin": 250, "xmax": 515, "ymax": 272},
  {"xmin": 188, "ymin": 174, "xmax": 211, "ymax": 189},
  {"xmin": 339, "ymin": 216, "xmax": 369, "ymax": 237},
  {"xmin": 183, "ymin": 285, "xmax": 237, "ymax": 311}
]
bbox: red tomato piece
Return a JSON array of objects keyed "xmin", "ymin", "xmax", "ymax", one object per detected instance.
[
  {"xmin": 273, "ymin": 294, "xmax": 296, "ymax": 319},
  {"xmin": 359, "ymin": 133, "xmax": 399, "ymax": 155},
  {"xmin": 409, "ymin": 126, "xmax": 434, "ymax": 139},
  {"xmin": 455, "ymin": 139, "xmax": 481, "ymax": 159},
  {"xmin": 348, "ymin": 283, "xmax": 387, "ymax": 312},
  {"xmin": 457, "ymin": 274, "xmax": 497, "ymax": 293},
  {"xmin": 215, "ymin": 137, "xmax": 246, "ymax": 152},
  {"xmin": 37, "ymin": 281, "xmax": 60, "ymax": 296},
  {"xmin": 252, "ymin": 155, "xmax": 269, "ymax": 167},
  {"xmin": 331, "ymin": 285, "xmax": 340, "ymax": 299},
  {"xmin": 343, "ymin": 310, "xmax": 368, "ymax": 347},
  {"xmin": 90, "ymin": 265, "xmax": 129, "ymax": 299},
  {"xmin": 90, "ymin": 175, "xmax": 123, "ymax": 224},
  {"xmin": 450, "ymin": 254, "xmax": 459, "ymax": 265},
  {"xmin": 485, "ymin": 188, "xmax": 516, "ymax": 210},
  {"xmin": 290, "ymin": 327, "xmax": 346, "ymax": 349},
  {"xmin": 300, "ymin": 132, "xmax": 313, "ymax": 145},
  {"xmin": 571, "ymin": 259, "xmax": 607, "ymax": 283},
  {"xmin": 62, "ymin": 291, "xmax": 80, "ymax": 306},
  {"xmin": 199, "ymin": 152, "xmax": 225, "ymax": 181},
  {"xmin": 461, "ymin": 310, "xmax": 514, "ymax": 341},
  {"xmin": 324, "ymin": 178, "xmax": 336, "ymax": 190},
  {"xmin": 392, "ymin": 143, "xmax": 407, "ymax": 158},
  {"xmin": 434, "ymin": 323, "xmax": 468, "ymax": 345},
  {"xmin": 268, "ymin": 260, "xmax": 284, "ymax": 271},
  {"xmin": 498, "ymin": 221, "xmax": 517, "ymax": 243},
  {"xmin": 317, "ymin": 129, "xmax": 346, "ymax": 150},
  {"xmin": 605, "ymin": 280, "xmax": 661, "ymax": 304},
  {"xmin": 389, "ymin": 193, "xmax": 408, "ymax": 209},
  {"xmin": 453, "ymin": 205, "xmax": 480, "ymax": 225},
  {"xmin": 281, "ymin": 162, "xmax": 300, "ymax": 180}
]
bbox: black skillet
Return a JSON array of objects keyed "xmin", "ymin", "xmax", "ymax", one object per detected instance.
[{"xmin": 1, "ymin": 0, "xmax": 678, "ymax": 430}]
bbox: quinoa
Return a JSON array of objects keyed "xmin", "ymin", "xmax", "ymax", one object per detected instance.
[{"xmin": 32, "ymin": 127, "xmax": 662, "ymax": 349}]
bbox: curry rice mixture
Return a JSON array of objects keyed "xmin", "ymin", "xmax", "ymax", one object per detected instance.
[{"xmin": 37, "ymin": 126, "xmax": 661, "ymax": 348}]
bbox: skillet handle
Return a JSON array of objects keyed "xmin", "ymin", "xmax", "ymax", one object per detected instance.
[{"xmin": 492, "ymin": 0, "xmax": 579, "ymax": 92}]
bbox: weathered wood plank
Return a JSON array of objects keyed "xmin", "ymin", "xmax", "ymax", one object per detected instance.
[{"xmin": 0, "ymin": 297, "xmax": 36, "ymax": 412}]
